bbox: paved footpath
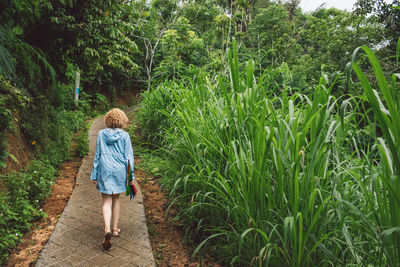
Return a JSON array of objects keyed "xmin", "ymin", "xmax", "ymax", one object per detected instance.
[{"xmin": 36, "ymin": 116, "xmax": 155, "ymax": 267}]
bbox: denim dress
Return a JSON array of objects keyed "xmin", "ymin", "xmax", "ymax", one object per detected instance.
[{"xmin": 90, "ymin": 128, "xmax": 134, "ymax": 194}]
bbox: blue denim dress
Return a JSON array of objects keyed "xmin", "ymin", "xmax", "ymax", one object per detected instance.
[{"xmin": 90, "ymin": 128, "xmax": 134, "ymax": 194}]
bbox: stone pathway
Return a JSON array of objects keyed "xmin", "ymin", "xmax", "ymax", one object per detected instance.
[{"xmin": 36, "ymin": 116, "xmax": 155, "ymax": 267}]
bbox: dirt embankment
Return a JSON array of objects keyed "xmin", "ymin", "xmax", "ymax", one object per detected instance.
[{"xmin": 1, "ymin": 114, "xmax": 33, "ymax": 175}]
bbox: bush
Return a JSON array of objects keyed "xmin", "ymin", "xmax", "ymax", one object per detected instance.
[
  {"xmin": 0, "ymin": 160, "xmax": 55, "ymax": 264},
  {"xmin": 75, "ymin": 120, "xmax": 91, "ymax": 158},
  {"xmin": 0, "ymin": 192, "xmax": 40, "ymax": 264}
]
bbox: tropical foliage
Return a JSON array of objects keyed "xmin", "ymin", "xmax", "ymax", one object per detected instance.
[{"xmin": 1, "ymin": 0, "xmax": 400, "ymax": 265}]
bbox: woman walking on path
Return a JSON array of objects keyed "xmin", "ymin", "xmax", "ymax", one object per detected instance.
[{"xmin": 90, "ymin": 108, "xmax": 135, "ymax": 250}]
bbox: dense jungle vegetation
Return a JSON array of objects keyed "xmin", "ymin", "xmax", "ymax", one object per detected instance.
[{"xmin": 1, "ymin": 0, "xmax": 399, "ymax": 265}]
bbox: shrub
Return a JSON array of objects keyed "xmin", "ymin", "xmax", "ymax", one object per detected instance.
[
  {"xmin": 0, "ymin": 160, "xmax": 54, "ymax": 264},
  {"xmin": 75, "ymin": 121, "xmax": 91, "ymax": 158}
]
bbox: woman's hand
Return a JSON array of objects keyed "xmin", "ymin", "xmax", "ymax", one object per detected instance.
[
  {"xmin": 91, "ymin": 180, "xmax": 97, "ymax": 184},
  {"xmin": 129, "ymin": 180, "xmax": 135, "ymax": 186}
]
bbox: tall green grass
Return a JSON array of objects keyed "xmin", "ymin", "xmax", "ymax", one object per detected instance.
[
  {"xmin": 138, "ymin": 40, "xmax": 399, "ymax": 266},
  {"xmin": 353, "ymin": 45, "xmax": 400, "ymax": 266}
]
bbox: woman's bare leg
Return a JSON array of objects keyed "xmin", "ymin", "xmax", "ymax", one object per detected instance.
[
  {"xmin": 111, "ymin": 194, "xmax": 120, "ymax": 233},
  {"xmin": 102, "ymin": 193, "xmax": 112, "ymax": 233}
]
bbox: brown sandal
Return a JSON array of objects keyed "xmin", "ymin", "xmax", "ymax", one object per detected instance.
[
  {"xmin": 112, "ymin": 229, "xmax": 121, "ymax": 237},
  {"xmin": 103, "ymin": 232, "xmax": 112, "ymax": 250}
]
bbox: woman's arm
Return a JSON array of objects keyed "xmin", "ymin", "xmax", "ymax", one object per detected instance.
[
  {"xmin": 90, "ymin": 132, "xmax": 101, "ymax": 182},
  {"xmin": 124, "ymin": 132, "xmax": 135, "ymax": 181}
]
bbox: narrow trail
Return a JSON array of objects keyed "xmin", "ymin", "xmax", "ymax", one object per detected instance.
[{"xmin": 35, "ymin": 115, "xmax": 155, "ymax": 266}]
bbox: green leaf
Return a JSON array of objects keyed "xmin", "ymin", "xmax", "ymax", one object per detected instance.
[
  {"xmin": 8, "ymin": 154, "xmax": 19, "ymax": 164},
  {"xmin": 396, "ymin": 37, "xmax": 400, "ymax": 69},
  {"xmin": 380, "ymin": 227, "xmax": 400, "ymax": 246},
  {"xmin": 0, "ymin": 150, "xmax": 8, "ymax": 159},
  {"xmin": 12, "ymin": 26, "xmax": 23, "ymax": 35}
]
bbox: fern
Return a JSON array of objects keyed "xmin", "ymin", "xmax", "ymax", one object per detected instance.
[
  {"xmin": 0, "ymin": 27, "xmax": 17, "ymax": 79},
  {"xmin": 0, "ymin": 25, "xmax": 56, "ymax": 94}
]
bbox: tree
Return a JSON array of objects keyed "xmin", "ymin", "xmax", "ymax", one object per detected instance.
[
  {"xmin": 354, "ymin": 0, "xmax": 400, "ymax": 50},
  {"xmin": 154, "ymin": 17, "xmax": 207, "ymax": 80},
  {"xmin": 130, "ymin": 0, "xmax": 181, "ymax": 89},
  {"xmin": 245, "ymin": 4, "xmax": 298, "ymax": 67},
  {"xmin": 44, "ymin": 0, "xmax": 141, "ymax": 93}
]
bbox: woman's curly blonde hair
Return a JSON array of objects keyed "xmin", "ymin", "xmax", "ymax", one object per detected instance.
[{"xmin": 104, "ymin": 108, "xmax": 129, "ymax": 128}]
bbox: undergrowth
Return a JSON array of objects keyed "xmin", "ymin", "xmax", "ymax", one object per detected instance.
[
  {"xmin": 128, "ymin": 115, "xmax": 177, "ymax": 188},
  {"xmin": 0, "ymin": 107, "xmax": 86, "ymax": 264},
  {"xmin": 0, "ymin": 100, "xmax": 105, "ymax": 264}
]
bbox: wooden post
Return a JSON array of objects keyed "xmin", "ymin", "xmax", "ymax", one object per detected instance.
[{"xmin": 74, "ymin": 68, "xmax": 80, "ymax": 106}]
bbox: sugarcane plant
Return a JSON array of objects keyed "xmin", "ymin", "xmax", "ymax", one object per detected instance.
[{"xmin": 352, "ymin": 43, "xmax": 400, "ymax": 267}]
